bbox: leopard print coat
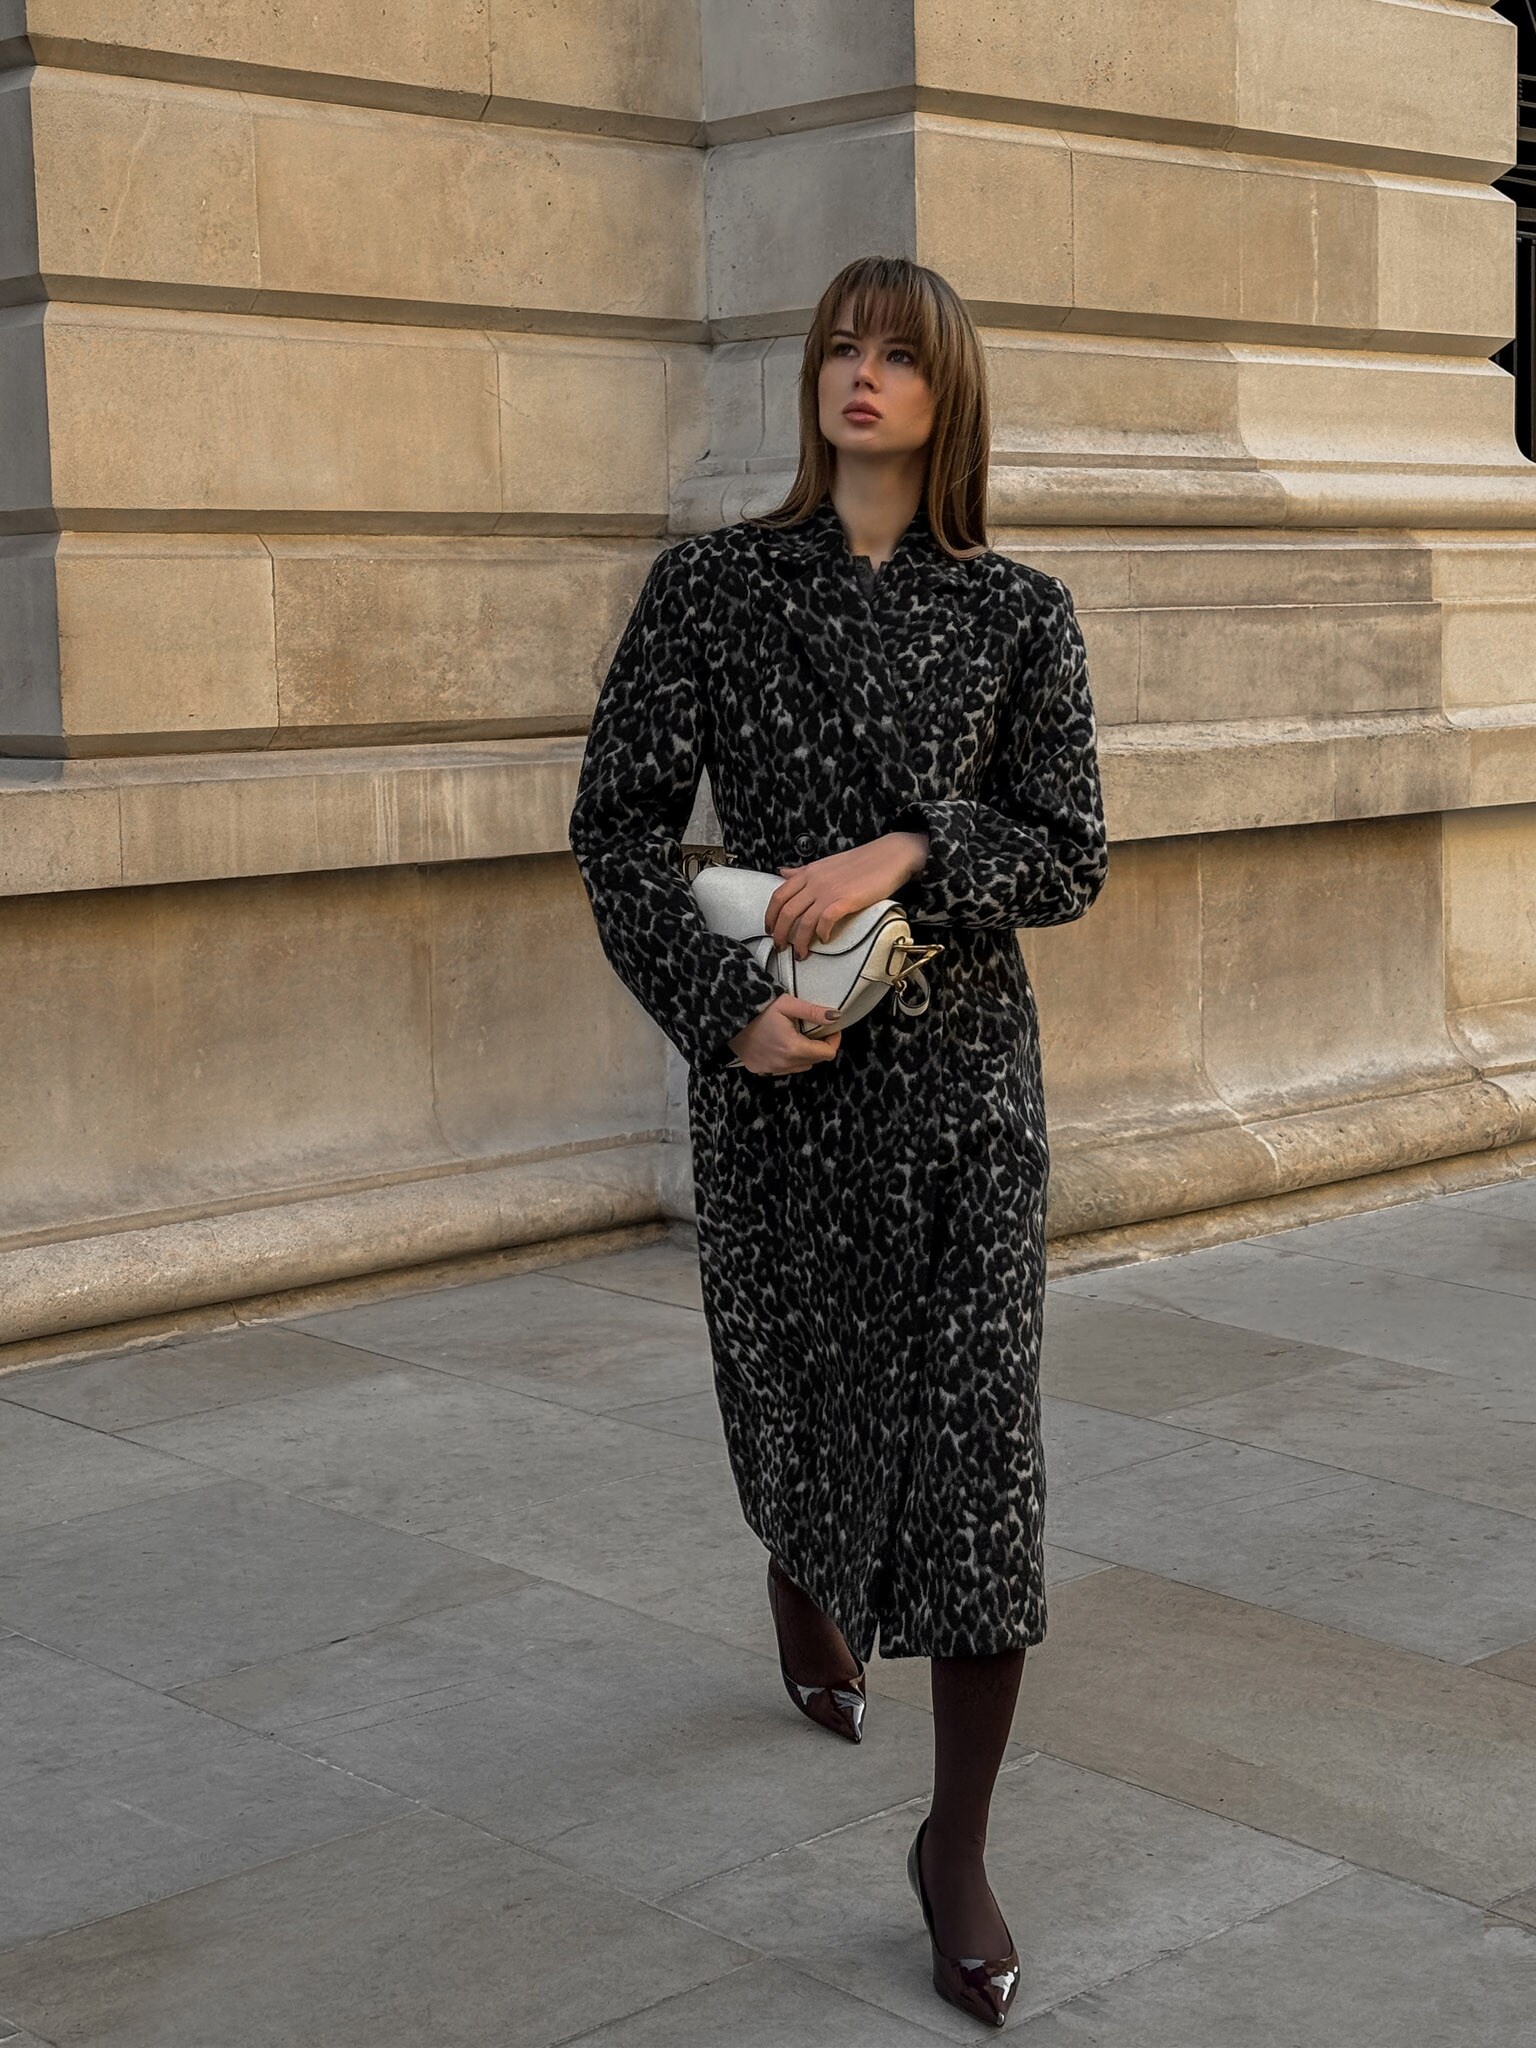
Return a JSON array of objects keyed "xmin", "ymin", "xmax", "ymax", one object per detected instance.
[{"xmin": 568, "ymin": 492, "xmax": 1108, "ymax": 1661}]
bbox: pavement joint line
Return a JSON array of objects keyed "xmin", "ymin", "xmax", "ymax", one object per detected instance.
[
  {"xmin": 0, "ymin": 1480, "xmax": 539, "ymax": 1668},
  {"xmin": 1019, "ymin": 1863, "xmax": 1362, "ymax": 2027},
  {"xmin": 103, "ymin": 1336, "xmax": 739, "ymax": 1439},
  {"xmin": 1059, "ymin": 1418, "xmax": 1536, "ymax": 1539},
  {"xmin": 0, "ymin": 1341, "xmax": 413, "ymax": 1436},
  {"xmin": 655, "ymin": 1756, "xmax": 1045, "ymax": 1898},
  {"xmin": 1133, "ymin": 1415, "xmax": 1536, "ymax": 1529},
  {"xmin": 1007, "ymin": 1684, "xmax": 1536, "ymax": 1910},
  {"xmin": 540, "ymin": 1956, "xmax": 910, "ymax": 2048},
  {"xmin": 1069, "ymin": 1230, "xmax": 1536, "ymax": 1321},
  {"xmin": 549, "ymin": 1267, "xmax": 705, "ymax": 1306},
  {"xmin": 1256, "ymin": 1238, "xmax": 1536, "ymax": 1310},
  {"xmin": 0, "ymin": 1809, "xmax": 416, "ymax": 1973}
]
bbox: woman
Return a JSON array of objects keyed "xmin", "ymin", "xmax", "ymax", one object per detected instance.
[{"xmin": 568, "ymin": 254, "xmax": 1108, "ymax": 2029}]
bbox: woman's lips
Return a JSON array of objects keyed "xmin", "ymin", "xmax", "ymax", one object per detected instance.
[{"xmin": 844, "ymin": 407, "xmax": 881, "ymax": 422}]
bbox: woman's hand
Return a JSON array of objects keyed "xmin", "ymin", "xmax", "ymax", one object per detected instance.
[
  {"xmin": 728, "ymin": 994, "xmax": 843, "ymax": 1074},
  {"xmin": 764, "ymin": 831, "xmax": 928, "ymax": 961},
  {"xmin": 725, "ymin": 832, "xmax": 929, "ymax": 1073}
]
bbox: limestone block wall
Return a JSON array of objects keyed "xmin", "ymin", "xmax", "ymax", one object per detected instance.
[{"xmin": 1, "ymin": 0, "xmax": 1533, "ymax": 1348}]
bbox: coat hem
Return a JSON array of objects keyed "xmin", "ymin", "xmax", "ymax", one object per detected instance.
[
  {"xmin": 732, "ymin": 1481, "xmax": 1048, "ymax": 1664},
  {"xmin": 872, "ymin": 1619, "xmax": 1048, "ymax": 1661}
]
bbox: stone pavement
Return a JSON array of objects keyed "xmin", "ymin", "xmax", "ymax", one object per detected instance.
[{"xmin": 1, "ymin": 1179, "xmax": 1534, "ymax": 2044}]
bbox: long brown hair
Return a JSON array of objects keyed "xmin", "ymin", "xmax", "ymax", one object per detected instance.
[{"xmin": 744, "ymin": 255, "xmax": 991, "ymax": 560}]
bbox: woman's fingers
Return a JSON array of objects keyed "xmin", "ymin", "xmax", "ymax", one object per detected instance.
[
  {"xmin": 769, "ymin": 999, "xmax": 840, "ymax": 1069},
  {"xmin": 765, "ymin": 873, "xmax": 813, "ymax": 951}
]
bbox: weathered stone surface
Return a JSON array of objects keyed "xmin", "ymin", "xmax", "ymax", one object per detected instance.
[
  {"xmin": 917, "ymin": 0, "xmax": 1512, "ymax": 178},
  {"xmin": 48, "ymin": 534, "xmax": 278, "ymax": 749},
  {"xmin": 250, "ymin": 90, "xmax": 700, "ymax": 323},
  {"xmin": 1018, "ymin": 1562, "xmax": 1536, "ymax": 1905},
  {"xmin": 0, "ymin": 857, "xmax": 672, "ymax": 1343},
  {"xmin": 18, "ymin": 0, "xmax": 495, "ymax": 116},
  {"xmin": 0, "ymin": 1812, "xmax": 748, "ymax": 2046},
  {"xmin": 492, "ymin": 0, "xmax": 702, "ymax": 127}
]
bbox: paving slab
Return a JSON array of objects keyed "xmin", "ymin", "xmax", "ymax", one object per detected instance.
[
  {"xmin": 0, "ymin": 1324, "xmax": 407, "ymax": 1432},
  {"xmin": 0, "ymin": 1811, "xmax": 750, "ymax": 2048},
  {"xmin": 0, "ymin": 1479, "xmax": 522, "ymax": 1689},
  {"xmin": 1436, "ymin": 1177, "xmax": 1536, "ymax": 1224},
  {"xmin": 1477, "ymin": 1638, "xmax": 1536, "ymax": 1687},
  {"xmin": 1056, "ymin": 1240, "xmax": 1536, "ymax": 1379},
  {"xmin": 120, "ymin": 1362, "xmax": 718, "ymax": 1559},
  {"xmin": 607, "ymin": 1387, "xmax": 727, "ymax": 1442},
  {"xmin": 1165, "ymin": 1353, "xmax": 1536, "ymax": 1516},
  {"xmin": 290, "ymin": 1268, "xmax": 717, "ymax": 1413},
  {"xmin": 1049, "ymin": 1434, "xmax": 1536, "ymax": 1663},
  {"xmin": 1037, "ymin": 1546, "xmax": 1113, "ymax": 1586},
  {"xmin": 1010, "ymin": 1568, "xmax": 1536, "ymax": 1907},
  {"xmin": 175, "ymin": 1575, "xmax": 990, "ymax": 1900},
  {"xmin": 1010, "ymin": 1868, "xmax": 1536, "ymax": 2046},
  {"xmin": 668, "ymin": 1753, "xmax": 1340, "ymax": 2037},
  {"xmin": 552, "ymin": 1231, "xmax": 706, "ymax": 1311},
  {"xmin": 407, "ymin": 1429, "xmax": 788, "ymax": 1627},
  {"xmin": 0, "ymin": 1400, "xmax": 210, "ymax": 1535},
  {"xmin": 1039, "ymin": 1397, "xmax": 1204, "ymax": 1486},
  {"xmin": 1262, "ymin": 1193, "xmax": 1536, "ymax": 1293},
  {"xmin": 0, "ymin": 1633, "xmax": 409, "ymax": 1950},
  {"xmin": 563, "ymin": 1956, "xmax": 950, "ymax": 2044},
  {"xmin": 1042, "ymin": 1291, "xmax": 1353, "ymax": 1416}
]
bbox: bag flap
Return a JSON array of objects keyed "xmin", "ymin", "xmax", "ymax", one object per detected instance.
[{"xmin": 690, "ymin": 863, "xmax": 907, "ymax": 957}]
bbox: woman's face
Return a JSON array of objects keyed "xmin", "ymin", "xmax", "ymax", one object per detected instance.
[{"xmin": 817, "ymin": 306, "xmax": 934, "ymax": 457}]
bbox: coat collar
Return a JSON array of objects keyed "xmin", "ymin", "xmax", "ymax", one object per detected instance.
[
  {"xmin": 751, "ymin": 492, "xmax": 973, "ymax": 588},
  {"xmin": 741, "ymin": 492, "xmax": 985, "ymax": 826}
]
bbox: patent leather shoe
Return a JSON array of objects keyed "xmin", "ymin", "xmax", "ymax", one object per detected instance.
[
  {"xmin": 907, "ymin": 1813, "xmax": 1020, "ymax": 2028},
  {"xmin": 766, "ymin": 1556, "xmax": 866, "ymax": 1743}
]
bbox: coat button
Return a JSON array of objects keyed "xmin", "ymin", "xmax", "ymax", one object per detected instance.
[{"xmin": 794, "ymin": 833, "xmax": 815, "ymax": 855}]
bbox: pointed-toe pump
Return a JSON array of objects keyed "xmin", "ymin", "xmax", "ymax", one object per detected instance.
[
  {"xmin": 766, "ymin": 1557, "xmax": 867, "ymax": 1744},
  {"xmin": 907, "ymin": 1814, "xmax": 1020, "ymax": 2029}
]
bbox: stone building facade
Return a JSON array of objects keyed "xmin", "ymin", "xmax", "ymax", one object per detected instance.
[{"xmin": 2, "ymin": 2, "xmax": 1534, "ymax": 1352}]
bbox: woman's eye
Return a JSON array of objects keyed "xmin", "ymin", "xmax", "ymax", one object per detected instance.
[{"xmin": 832, "ymin": 342, "xmax": 914, "ymax": 365}]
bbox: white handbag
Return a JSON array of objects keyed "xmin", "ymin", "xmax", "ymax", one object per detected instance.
[{"xmin": 683, "ymin": 851, "xmax": 943, "ymax": 1061}]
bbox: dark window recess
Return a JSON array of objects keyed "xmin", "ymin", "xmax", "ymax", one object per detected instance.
[{"xmin": 1495, "ymin": 1, "xmax": 1536, "ymax": 459}]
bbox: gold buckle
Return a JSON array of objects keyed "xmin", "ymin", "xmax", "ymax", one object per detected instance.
[
  {"xmin": 893, "ymin": 937, "xmax": 943, "ymax": 974},
  {"xmin": 890, "ymin": 936, "xmax": 943, "ymax": 1016}
]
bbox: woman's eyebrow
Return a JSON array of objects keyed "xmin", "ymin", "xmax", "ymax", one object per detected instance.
[{"xmin": 831, "ymin": 326, "xmax": 918, "ymax": 346}]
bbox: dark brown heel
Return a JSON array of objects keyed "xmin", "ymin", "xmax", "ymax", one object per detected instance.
[
  {"xmin": 906, "ymin": 1814, "xmax": 1020, "ymax": 2028},
  {"xmin": 766, "ymin": 1557, "xmax": 867, "ymax": 1744}
]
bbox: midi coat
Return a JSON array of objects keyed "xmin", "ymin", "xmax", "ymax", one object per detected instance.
[{"xmin": 568, "ymin": 492, "xmax": 1108, "ymax": 1661}]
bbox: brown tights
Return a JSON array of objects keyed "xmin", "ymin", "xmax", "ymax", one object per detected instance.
[
  {"xmin": 770, "ymin": 1563, "xmax": 1023, "ymax": 1958},
  {"xmin": 923, "ymin": 1647, "xmax": 1024, "ymax": 1957}
]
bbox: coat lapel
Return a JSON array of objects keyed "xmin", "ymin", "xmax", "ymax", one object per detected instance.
[{"xmin": 750, "ymin": 496, "xmax": 977, "ymax": 815}]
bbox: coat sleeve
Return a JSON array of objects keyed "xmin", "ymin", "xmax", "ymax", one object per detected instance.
[
  {"xmin": 887, "ymin": 573, "xmax": 1109, "ymax": 931},
  {"xmin": 568, "ymin": 539, "xmax": 784, "ymax": 1075}
]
